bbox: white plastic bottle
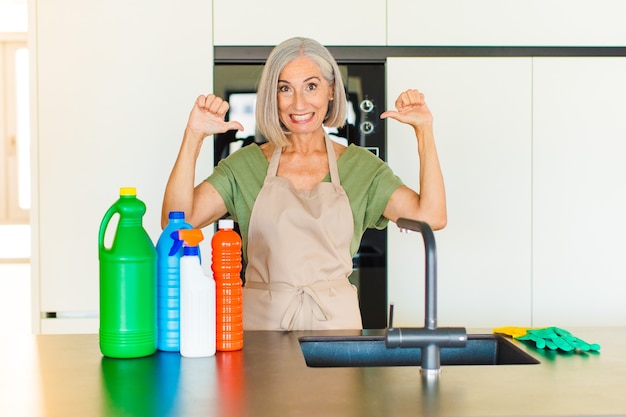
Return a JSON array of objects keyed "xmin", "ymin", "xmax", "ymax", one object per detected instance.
[{"xmin": 173, "ymin": 229, "xmax": 216, "ymax": 358}]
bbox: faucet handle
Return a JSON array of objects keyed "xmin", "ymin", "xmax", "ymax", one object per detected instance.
[
  {"xmin": 388, "ymin": 303, "xmax": 395, "ymax": 329},
  {"xmin": 386, "ymin": 327, "xmax": 468, "ymax": 349}
]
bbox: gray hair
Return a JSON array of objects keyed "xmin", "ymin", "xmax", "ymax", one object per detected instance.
[{"xmin": 255, "ymin": 37, "xmax": 347, "ymax": 147}]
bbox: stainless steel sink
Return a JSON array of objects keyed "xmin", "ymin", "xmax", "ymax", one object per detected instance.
[{"xmin": 299, "ymin": 334, "xmax": 539, "ymax": 367}]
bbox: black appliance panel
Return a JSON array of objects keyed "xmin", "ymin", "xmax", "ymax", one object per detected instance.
[{"xmin": 213, "ymin": 63, "xmax": 387, "ymax": 328}]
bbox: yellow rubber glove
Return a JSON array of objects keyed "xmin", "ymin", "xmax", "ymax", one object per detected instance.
[{"xmin": 493, "ymin": 326, "xmax": 531, "ymax": 338}]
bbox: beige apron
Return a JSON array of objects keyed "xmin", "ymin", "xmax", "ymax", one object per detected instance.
[{"xmin": 243, "ymin": 134, "xmax": 362, "ymax": 331}]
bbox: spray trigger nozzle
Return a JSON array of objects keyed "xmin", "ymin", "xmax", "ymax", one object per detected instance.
[
  {"xmin": 169, "ymin": 229, "xmax": 204, "ymax": 256},
  {"xmin": 169, "ymin": 232, "xmax": 184, "ymax": 256}
]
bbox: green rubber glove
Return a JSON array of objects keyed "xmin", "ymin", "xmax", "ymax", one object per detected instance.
[{"xmin": 515, "ymin": 327, "xmax": 600, "ymax": 352}]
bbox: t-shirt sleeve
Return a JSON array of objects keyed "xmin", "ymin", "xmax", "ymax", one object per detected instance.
[
  {"xmin": 205, "ymin": 157, "xmax": 238, "ymax": 216},
  {"xmin": 368, "ymin": 164, "xmax": 405, "ymax": 229},
  {"xmin": 204, "ymin": 144, "xmax": 266, "ymax": 224}
]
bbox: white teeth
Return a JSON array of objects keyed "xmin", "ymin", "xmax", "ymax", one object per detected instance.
[{"xmin": 291, "ymin": 113, "xmax": 313, "ymax": 121}]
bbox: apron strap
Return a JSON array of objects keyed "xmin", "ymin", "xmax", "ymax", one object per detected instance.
[
  {"xmin": 267, "ymin": 142, "xmax": 282, "ymax": 178},
  {"xmin": 324, "ymin": 134, "xmax": 341, "ymax": 186}
]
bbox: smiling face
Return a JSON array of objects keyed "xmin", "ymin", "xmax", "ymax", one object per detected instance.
[{"xmin": 277, "ymin": 56, "xmax": 334, "ymax": 136}]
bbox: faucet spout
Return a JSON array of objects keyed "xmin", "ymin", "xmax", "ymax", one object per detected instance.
[
  {"xmin": 386, "ymin": 218, "xmax": 467, "ymax": 375},
  {"xmin": 397, "ymin": 218, "xmax": 438, "ymax": 330}
]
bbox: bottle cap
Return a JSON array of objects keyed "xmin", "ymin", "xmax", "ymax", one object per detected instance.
[
  {"xmin": 219, "ymin": 219, "xmax": 235, "ymax": 229},
  {"xmin": 119, "ymin": 187, "xmax": 136, "ymax": 196},
  {"xmin": 169, "ymin": 211, "xmax": 185, "ymax": 219}
]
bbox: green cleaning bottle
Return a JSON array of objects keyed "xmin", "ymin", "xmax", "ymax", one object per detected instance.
[{"xmin": 98, "ymin": 187, "xmax": 157, "ymax": 358}]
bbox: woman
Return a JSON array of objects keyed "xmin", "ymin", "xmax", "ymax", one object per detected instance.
[{"xmin": 162, "ymin": 37, "xmax": 446, "ymax": 331}]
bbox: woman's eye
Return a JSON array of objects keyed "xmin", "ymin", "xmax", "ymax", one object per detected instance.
[
  {"xmin": 278, "ymin": 85, "xmax": 290, "ymax": 93},
  {"xmin": 307, "ymin": 83, "xmax": 318, "ymax": 91}
]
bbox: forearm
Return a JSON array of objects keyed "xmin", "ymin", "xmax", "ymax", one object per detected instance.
[
  {"xmin": 414, "ymin": 124, "xmax": 447, "ymax": 229},
  {"xmin": 161, "ymin": 128, "xmax": 205, "ymax": 228},
  {"xmin": 380, "ymin": 89, "xmax": 446, "ymax": 229}
]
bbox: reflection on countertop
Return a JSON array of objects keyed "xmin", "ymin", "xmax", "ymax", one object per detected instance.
[{"xmin": 1, "ymin": 328, "xmax": 625, "ymax": 417}]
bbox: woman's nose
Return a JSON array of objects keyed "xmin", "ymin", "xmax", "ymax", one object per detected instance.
[{"xmin": 292, "ymin": 90, "xmax": 306, "ymax": 109}]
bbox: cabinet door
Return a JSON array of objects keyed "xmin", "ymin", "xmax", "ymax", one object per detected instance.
[
  {"xmin": 532, "ymin": 58, "xmax": 626, "ymax": 326},
  {"xmin": 213, "ymin": 0, "xmax": 385, "ymax": 46},
  {"xmin": 386, "ymin": 57, "xmax": 532, "ymax": 327},
  {"xmin": 387, "ymin": 0, "xmax": 626, "ymax": 46},
  {"xmin": 35, "ymin": 0, "xmax": 215, "ymax": 333}
]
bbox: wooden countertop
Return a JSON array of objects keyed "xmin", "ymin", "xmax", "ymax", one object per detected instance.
[{"xmin": 1, "ymin": 328, "xmax": 625, "ymax": 416}]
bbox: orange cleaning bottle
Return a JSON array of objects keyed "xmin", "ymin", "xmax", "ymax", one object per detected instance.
[{"xmin": 212, "ymin": 219, "xmax": 243, "ymax": 351}]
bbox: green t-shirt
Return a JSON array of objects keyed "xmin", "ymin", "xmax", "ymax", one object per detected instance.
[{"xmin": 206, "ymin": 143, "xmax": 404, "ymax": 262}]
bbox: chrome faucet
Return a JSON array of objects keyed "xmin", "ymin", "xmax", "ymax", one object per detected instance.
[{"xmin": 386, "ymin": 218, "xmax": 467, "ymax": 377}]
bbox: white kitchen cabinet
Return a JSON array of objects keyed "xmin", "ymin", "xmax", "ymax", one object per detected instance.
[
  {"xmin": 213, "ymin": 0, "xmax": 386, "ymax": 46},
  {"xmin": 388, "ymin": 0, "xmax": 626, "ymax": 46},
  {"xmin": 386, "ymin": 57, "xmax": 533, "ymax": 327},
  {"xmin": 532, "ymin": 57, "xmax": 626, "ymax": 326},
  {"xmin": 33, "ymin": 0, "xmax": 215, "ymax": 333}
]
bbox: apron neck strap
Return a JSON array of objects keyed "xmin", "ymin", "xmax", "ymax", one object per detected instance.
[{"xmin": 324, "ymin": 134, "xmax": 341, "ymax": 186}]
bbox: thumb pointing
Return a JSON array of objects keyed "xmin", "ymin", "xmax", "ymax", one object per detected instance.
[{"xmin": 226, "ymin": 121, "xmax": 245, "ymax": 132}]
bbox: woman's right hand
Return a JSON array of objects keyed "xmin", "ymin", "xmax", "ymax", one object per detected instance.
[
  {"xmin": 186, "ymin": 94, "xmax": 245, "ymax": 139},
  {"xmin": 161, "ymin": 94, "xmax": 237, "ymax": 228}
]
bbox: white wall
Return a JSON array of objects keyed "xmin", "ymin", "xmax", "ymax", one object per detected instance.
[{"xmin": 0, "ymin": 0, "xmax": 27, "ymax": 32}]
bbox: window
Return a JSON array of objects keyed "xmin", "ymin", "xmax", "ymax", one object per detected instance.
[
  {"xmin": 1, "ymin": 37, "xmax": 29, "ymax": 225},
  {"xmin": 0, "ymin": 5, "xmax": 30, "ymax": 265},
  {"xmin": 1, "ymin": 27, "xmax": 30, "ymax": 260}
]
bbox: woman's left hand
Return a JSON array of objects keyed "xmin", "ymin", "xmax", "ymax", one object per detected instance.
[
  {"xmin": 379, "ymin": 89, "xmax": 433, "ymax": 129},
  {"xmin": 380, "ymin": 88, "xmax": 447, "ymax": 230}
]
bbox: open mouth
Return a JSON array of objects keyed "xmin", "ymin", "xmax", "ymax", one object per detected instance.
[{"xmin": 291, "ymin": 112, "xmax": 314, "ymax": 122}]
